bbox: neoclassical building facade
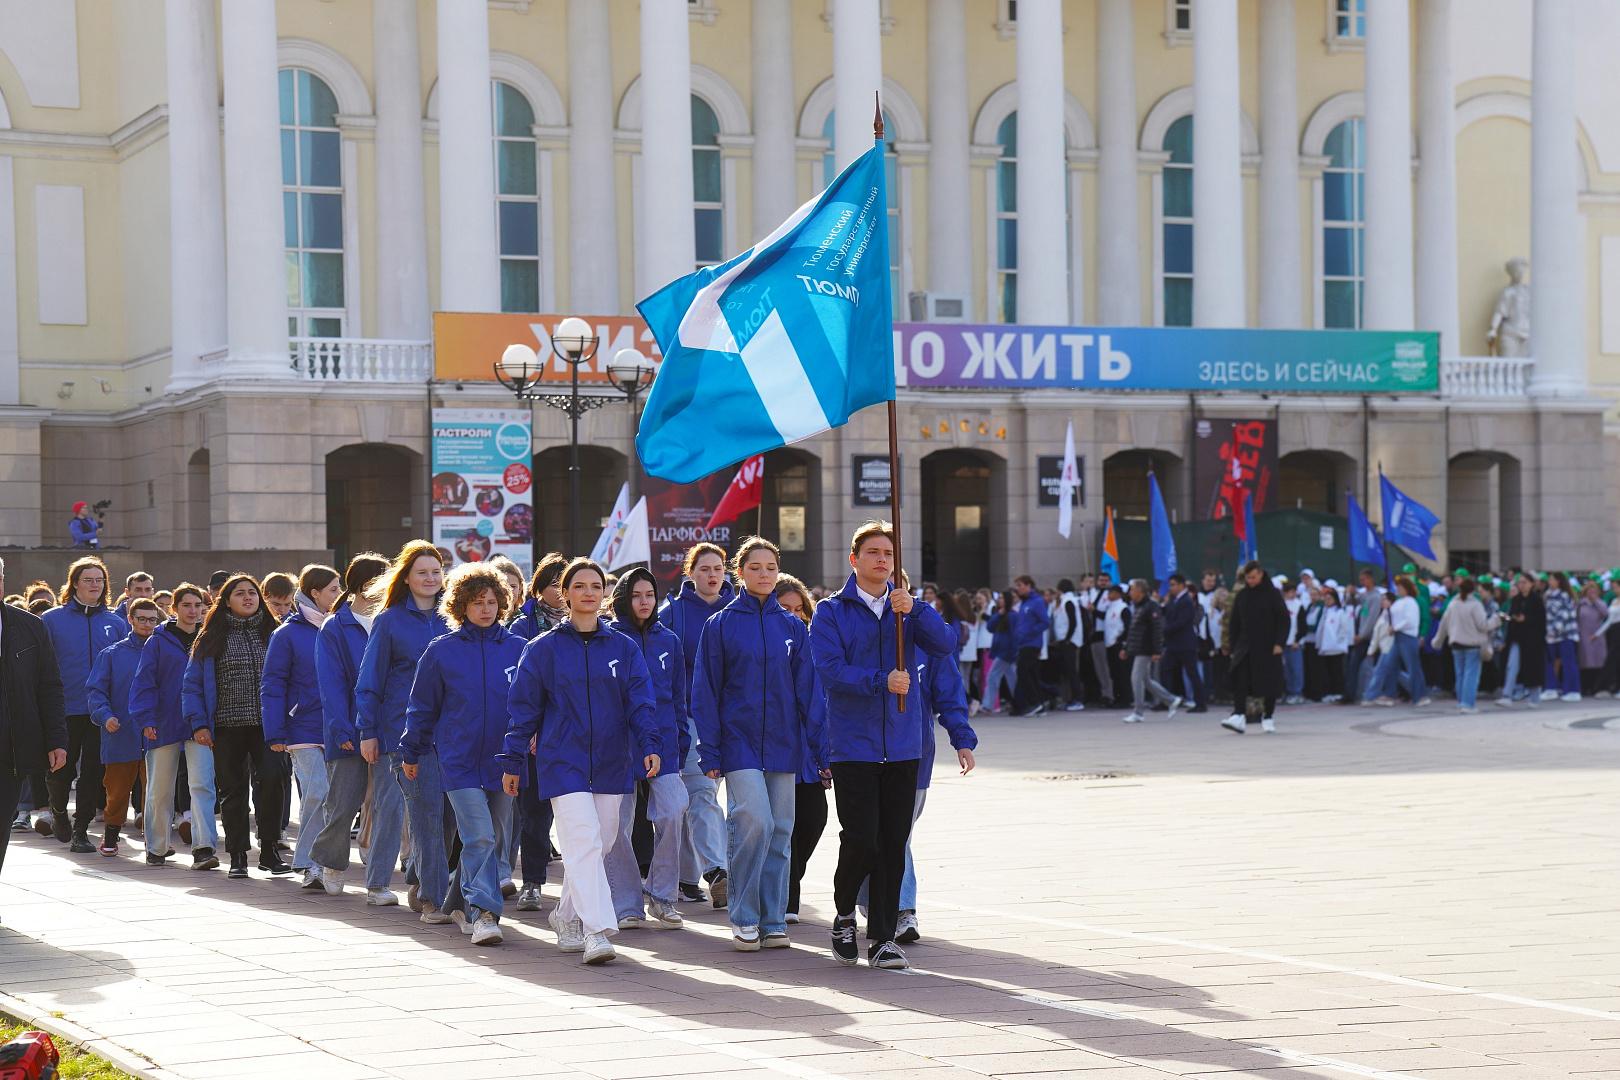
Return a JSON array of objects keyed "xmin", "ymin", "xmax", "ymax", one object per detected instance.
[{"xmin": 0, "ymin": 0, "xmax": 1615, "ymax": 584}]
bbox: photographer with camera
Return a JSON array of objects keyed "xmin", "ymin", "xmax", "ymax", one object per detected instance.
[{"xmin": 70, "ymin": 501, "xmax": 106, "ymax": 549}]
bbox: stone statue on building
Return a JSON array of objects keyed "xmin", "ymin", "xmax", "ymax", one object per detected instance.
[{"xmin": 1486, "ymin": 257, "xmax": 1531, "ymax": 358}]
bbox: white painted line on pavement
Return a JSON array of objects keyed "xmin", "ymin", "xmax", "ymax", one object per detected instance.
[{"xmin": 1256, "ymin": 1046, "xmax": 1421, "ymax": 1080}]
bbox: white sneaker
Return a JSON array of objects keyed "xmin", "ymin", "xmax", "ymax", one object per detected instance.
[
  {"xmin": 895, "ymin": 910, "xmax": 920, "ymax": 943},
  {"xmin": 762, "ymin": 931, "xmax": 791, "ymax": 948},
  {"xmin": 785, "ymin": 912, "xmax": 800, "ymax": 924},
  {"xmin": 1458, "ymin": 706, "xmax": 1478, "ymax": 714},
  {"xmin": 639, "ymin": 897, "xmax": 683, "ymax": 929},
  {"xmin": 366, "ymin": 888, "xmax": 398, "ymax": 907},
  {"xmin": 451, "ymin": 907, "xmax": 476, "ymax": 935},
  {"xmin": 1414, "ymin": 697, "xmax": 1433, "ymax": 707},
  {"xmin": 1261, "ymin": 717, "xmax": 1275, "ymax": 733},
  {"xmin": 299, "ymin": 868, "xmax": 323, "ymax": 890},
  {"xmin": 618, "ymin": 915, "xmax": 641, "ymax": 930},
  {"xmin": 732, "ymin": 924, "xmax": 762, "ymax": 951},
  {"xmin": 1562, "ymin": 692, "xmax": 1582, "ymax": 702},
  {"xmin": 1064, "ymin": 701, "xmax": 1086, "ymax": 711},
  {"xmin": 420, "ymin": 901, "xmax": 452, "ymax": 925},
  {"xmin": 550, "ymin": 908, "xmax": 585, "ymax": 952},
  {"xmin": 582, "ymin": 932, "xmax": 616, "ymax": 965},
  {"xmin": 1540, "ymin": 689, "xmax": 1560, "ymax": 701},
  {"xmin": 320, "ymin": 868, "xmax": 345, "ymax": 896},
  {"xmin": 1495, "ymin": 696, "xmax": 1515, "ymax": 708},
  {"xmin": 471, "ymin": 911, "xmax": 504, "ymax": 946},
  {"xmin": 1123, "ymin": 713, "xmax": 1143, "ymax": 723},
  {"xmin": 1221, "ymin": 714, "xmax": 1246, "ymax": 734},
  {"xmin": 1167, "ymin": 696, "xmax": 1182, "ymax": 718}
]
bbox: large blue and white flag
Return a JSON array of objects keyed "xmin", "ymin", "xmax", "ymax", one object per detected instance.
[
  {"xmin": 1347, "ymin": 493, "xmax": 1387, "ymax": 576},
  {"xmin": 1379, "ymin": 473, "xmax": 1441, "ymax": 560},
  {"xmin": 636, "ymin": 141, "xmax": 894, "ymax": 483}
]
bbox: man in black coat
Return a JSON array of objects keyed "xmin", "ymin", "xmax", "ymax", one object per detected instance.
[
  {"xmin": 1120, "ymin": 580, "xmax": 1181, "ymax": 722},
  {"xmin": 1222, "ymin": 562, "xmax": 1289, "ymax": 734},
  {"xmin": 1160, "ymin": 574, "xmax": 1208, "ymax": 714},
  {"xmin": 1, "ymin": 559, "xmax": 69, "ymax": 874}
]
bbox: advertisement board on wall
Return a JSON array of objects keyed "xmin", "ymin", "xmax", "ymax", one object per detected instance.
[
  {"xmin": 640, "ymin": 472, "xmax": 737, "ymax": 590},
  {"xmin": 1036, "ymin": 455, "xmax": 1084, "ymax": 507},
  {"xmin": 1193, "ymin": 418, "xmax": 1278, "ymax": 521},
  {"xmin": 433, "ymin": 313, "xmax": 662, "ymax": 384},
  {"xmin": 430, "ymin": 408, "xmax": 534, "ymax": 575}
]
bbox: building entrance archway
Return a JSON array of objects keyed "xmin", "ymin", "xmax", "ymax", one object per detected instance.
[
  {"xmin": 920, "ymin": 449, "xmax": 1004, "ymax": 590},
  {"xmin": 1448, "ymin": 451, "xmax": 1523, "ymax": 574},
  {"xmin": 326, "ymin": 444, "xmax": 417, "ymax": 568},
  {"xmin": 533, "ymin": 445, "xmax": 626, "ymax": 559}
]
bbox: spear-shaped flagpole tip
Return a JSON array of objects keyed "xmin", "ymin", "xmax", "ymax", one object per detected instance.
[{"xmin": 873, "ymin": 91, "xmax": 884, "ymax": 139}]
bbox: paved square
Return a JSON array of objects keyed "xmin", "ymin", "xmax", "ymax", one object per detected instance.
[{"xmin": 4, "ymin": 701, "xmax": 1620, "ymax": 1079}]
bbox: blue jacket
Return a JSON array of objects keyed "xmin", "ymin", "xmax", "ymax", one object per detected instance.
[
  {"xmin": 261, "ymin": 608, "xmax": 326, "ymax": 746},
  {"xmin": 70, "ymin": 516, "xmax": 100, "ymax": 547},
  {"xmin": 913, "ymin": 653, "xmax": 977, "ymax": 791},
  {"xmin": 355, "ymin": 596, "xmax": 448, "ymax": 751},
  {"xmin": 657, "ymin": 579, "xmax": 735, "ymax": 685},
  {"xmin": 986, "ymin": 611, "xmax": 1018, "ymax": 662},
  {"xmin": 180, "ymin": 655, "xmax": 220, "ymax": 737},
  {"xmin": 1008, "ymin": 592, "xmax": 1051, "ymax": 650},
  {"xmin": 41, "ymin": 599, "xmax": 127, "ymax": 715},
  {"xmin": 128, "ymin": 621, "xmax": 198, "ymax": 748},
  {"xmin": 508, "ymin": 597, "xmax": 565, "ymax": 642},
  {"xmin": 315, "ymin": 603, "xmax": 369, "ymax": 759},
  {"xmin": 1162, "ymin": 589, "xmax": 1200, "ymax": 651},
  {"xmin": 809, "ymin": 575, "xmax": 959, "ymax": 764},
  {"xmin": 607, "ymin": 617, "xmax": 692, "ymax": 776},
  {"xmin": 797, "ymin": 678, "xmax": 831, "ymax": 784},
  {"xmin": 87, "ymin": 634, "xmax": 150, "ymax": 763},
  {"xmin": 401, "ymin": 621, "xmax": 526, "ymax": 793},
  {"xmin": 690, "ymin": 591, "xmax": 824, "ymax": 776},
  {"xmin": 499, "ymin": 618, "xmax": 661, "ymax": 800}
]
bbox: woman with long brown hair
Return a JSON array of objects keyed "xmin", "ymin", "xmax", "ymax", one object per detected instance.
[{"xmin": 182, "ymin": 573, "xmax": 285, "ymax": 878}]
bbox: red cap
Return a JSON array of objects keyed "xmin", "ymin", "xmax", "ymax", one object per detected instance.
[{"xmin": 72, "ymin": 501, "xmax": 87, "ymax": 515}]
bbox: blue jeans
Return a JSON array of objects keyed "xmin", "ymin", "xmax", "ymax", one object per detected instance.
[
  {"xmin": 1372, "ymin": 633, "xmax": 1427, "ymax": 701},
  {"xmin": 311, "ymin": 754, "xmax": 404, "ymax": 890},
  {"xmin": 392, "ymin": 750, "xmax": 451, "ymax": 910},
  {"xmin": 515, "ymin": 752, "xmax": 553, "ymax": 887},
  {"xmin": 443, "ymin": 788, "xmax": 513, "ymax": 919},
  {"xmin": 606, "ymin": 773, "xmax": 690, "ymax": 916},
  {"xmin": 982, "ymin": 657, "xmax": 1017, "ymax": 711},
  {"xmin": 144, "ymin": 740, "xmax": 218, "ymax": 856},
  {"xmin": 856, "ymin": 788, "xmax": 927, "ymax": 911},
  {"xmin": 1283, "ymin": 646, "xmax": 1304, "ymax": 696},
  {"xmin": 1544, "ymin": 639, "xmax": 1580, "ymax": 695},
  {"xmin": 724, "ymin": 769, "xmax": 795, "ymax": 933},
  {"xmin": 680, "ymin": 739, "xmax": 726, "ymax": 882},
  {"xmin": 1451, "ymin": 647, "xmax": 1482, "ymax": 709},
  {"xmin": 287, "ymin": 747, "xmax": 329, "ymax": 871}
]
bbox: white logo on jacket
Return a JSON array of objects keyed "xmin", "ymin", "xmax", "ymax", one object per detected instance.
[
  {"xmin": 658, "ymin": 651, "xmax": 669, "ymax": 669},
  {"xmin": 608, "ymin": 659, "xmax": 620, "ymax": 677},
  {"xmin": 784, "ymin": 638, "xmax": 794, "ymax": 655},
  {"xmin": 504, "ymin": 665, "xmax": 517, "ymax": 684}
]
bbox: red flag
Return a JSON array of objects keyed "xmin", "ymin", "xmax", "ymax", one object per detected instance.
[
  {"xmin": 704, "ymin": 455, "xmax": 764, "ymax": 531},
  {"xmin": 1229, "ymin": 452, "xmax": 1247, "ymax": 541}
]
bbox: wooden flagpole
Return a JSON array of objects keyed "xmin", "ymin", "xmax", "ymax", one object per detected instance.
[{"xmin": 878, "ymin": 96, "xmax": 906, "ymax": 714}]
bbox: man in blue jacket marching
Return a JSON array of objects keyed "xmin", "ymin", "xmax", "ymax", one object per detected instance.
[{"xmin": 809, "ymin": 521, "xmax": 959, "ymax": 970}]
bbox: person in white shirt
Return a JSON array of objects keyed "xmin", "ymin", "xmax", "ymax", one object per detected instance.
[
  {"xmin": 1313, "ymin": 588, "xmax": 1355, "ymax": 702},
  {"xmin": 1361, "ymin": 577, "xmax": 1431, "ymax": 707},
  {"xmin": 1051, "ymin": 580, "xmax": 1086, "ymax": 712},
  {"xmin": 1101, "ymin": 586, "xmax": 1128, "ymax": 707}
]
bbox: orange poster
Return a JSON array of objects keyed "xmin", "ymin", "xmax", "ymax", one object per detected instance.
[{"xmin": 432, "ymin": 312, "xmax": 661, "ymax": 384}]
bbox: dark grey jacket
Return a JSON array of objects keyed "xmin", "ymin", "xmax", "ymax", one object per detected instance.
[{"xmin": 1, "ymin": 603, "xmax": 67, "ymax": 776}]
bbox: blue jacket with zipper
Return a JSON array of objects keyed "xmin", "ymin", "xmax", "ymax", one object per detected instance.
[
  {"xmin": 986, "ymin": 611, "xmax": 1018, "ymax": 662},
  {"xmin": 261, "ymin": 607, "xmax": 326, "ymax": 746},
  {"xmin": 128, "ymin": 622, "xmax": 199, "ymax": 748},
  {"xmin": 657, "ymin": 579, "xmax": 735, "ymax": 685},
  {"xmin": 87, "ymin": 634, "xmax": 150, "ymax": 763},
  {"xmin": 808, "ymin": 574, "xmax": 959, "ymax": 763},
  {"xmin": 41, "ymin": 599, "xmax": 127, "ymax": 715},
  {"xmin": 315, "ymin": 603, "xmax": 369, "ymax": 759},
  {"xmin": 508, "ymin": 597, "xmax": 564, "ymax": 642},
  {"xmin": 355, "ymin": 596, "xmax": 448, "ymax": 751},
  {"xmin": 1008, "ymin": 592, "xmax": 1051, "ymax": 650},
  {"xmin": 499, "ymin": 618, "xmax": 661, "ymax": 799},
  {"xmin": 691, "ymin": 590, "xmax": 824, "ymax": 776},
  {"xmin": 606, "ymin": 617, "xmax": 692, "ymax": 777},
  {"xmin": 401, "ymin": 621, "xmax": 526, "ymax": 793},
  {"xmin": 180, "ymin": 655, "xmax": 220, "ymax": 737},
  {"xmin": 912, "ymin": 652, "xmax": 978, "ymax": 791}
]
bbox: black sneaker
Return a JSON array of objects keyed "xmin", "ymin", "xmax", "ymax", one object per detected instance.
[
  {"xmin": 677, "ymin": 881, "xmax": 707, "ymax": 904},
  {"xmin": 706, "ymin": 869, "xmax": 728, "ymax": 909},
  {"xmin": 145, "ymin": 852, "xmax": 168, "ymax": 867},
  {"xmin": 869, "ymin": 940, "xmax": 909, "ymax": 969},
  {"xmin": 191, "ymin": 846, "xmax": 219, "ymax": 871},
  {"xmin": 228, "ymin": 852, "xmax": 250, "ymax": 879},
  {"xmin": 52, "ymin": 814, "xmax": 72, "ymax": 843},
  {"xmin": 258, "ymin": 851, "xmax": 292, "ymax": 875},
  {"xmin": 69, "ymin": 831, "xmax": 95, "ymax": 854},
  {"xmin": 830, "ymin": 916, "xmax": 859, "ymax": 966}
]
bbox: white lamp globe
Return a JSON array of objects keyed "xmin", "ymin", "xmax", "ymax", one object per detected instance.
[{"xmin": 499, "ymin": 342, "xmax": 538, "ymax": 381}]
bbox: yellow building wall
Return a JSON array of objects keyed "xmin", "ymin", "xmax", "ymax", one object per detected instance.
[{"xmin": 1456, "ymin": 115, "xmax": 1531, "ymax": 358}]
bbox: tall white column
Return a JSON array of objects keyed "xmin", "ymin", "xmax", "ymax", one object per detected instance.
[
  {"xmin": 1528, "ymin": 0, "xmax": 1584, "ymax": 396},
  {"xmin": 1095, "ymin": 0, "xmax": 1139, "ymax": 326},
  {"xmin": 832, "ymin": 0, "xmax": 881, "ymax": 175},
  {"xmin": 220, "ymin": 0, "xmax": 289, "ymax": 376},
  {"xmin": 1363, "ymin": 0, "xmax": 1415, "ymax": 330},
  {"xmin": 568, "ymin": 0, "xmax": 619, "ymax": 313},
  {"xmin": 436, "ymin": 0, "xmax": 499, "ymax": 312},
  {"xmin": 926, "ymin": 0, "xmax": 971, "ymax": 304},
  {"xmin": 1414, "ymin": 0, "xmax": 1458, "ymax": 354},
  {"xmin": 1015, "ymin": 0, "xmax": 1068, "ymax": 324},
  {"xmin": 639, "ymin": 0, "xmax": 694, "ymax": 291},
  {"xmin": 752, "ymin": 0, "xmax": 797, "ymax": 241},
  {"xmin": 1257, "ymin": 0, "xmax": 1301, "ymax": 329},
  {"xmin": 166, "ymin": 0, "xmax": 226, "ymax": 390},
  {"xmin": 373, "ymin": 0, "xmax": 430, "ymax": 339},
  {"xmin": 1192, "ymin": 0, "xmax": 1245, "ymax": 327}
]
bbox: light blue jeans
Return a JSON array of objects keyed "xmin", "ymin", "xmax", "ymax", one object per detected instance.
[
  {"xmin": 391, "ymin": 750, "xmax": 450, "ymax": 909},
  {"xmin": 1452, "ymin": 647, "xmax": 1482, "ymax": 709},
  {"xmin": 442, "ymin": 788, "xmax": 514, "ymax": 919},
  {"xmin": 1283, "ymin": 646, "xmax": 1304, "ymax": 697},
  {"xmin": 982, "ymin": 658, "xmax": 1017, "ymax": 711},
  {"xmin": 311, "ymin": 754, "xmax": 404, "ymax": 890},
  {"xmin": 144, "ymin": 740, "xmax": 217, "ymax": 856},
  {"xmin": 857, "ymin": 788, "xmax": 927, "ymax": 911},
  {"xmin": 1371, "ymin": 632, "xmax": 1427, "ymax": 701},
  {"xmin": 287, "ymin": 747, "xmax": 328, "ymax": 871},
  {"xmin": 606, "ymin": 773, "xmax": 690, "ymax": 918},
  {"xmin": 724, "ymin": 769, "xmax": 795, "ymax": 933},
  {"xmin": 680, "ymin": 738, "xmax": 727, "ymax": 882}
]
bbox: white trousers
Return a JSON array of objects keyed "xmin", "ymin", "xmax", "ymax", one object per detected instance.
[{"xmin": 552, "ymin": 791, "xmax": 623, "ymax": 937}]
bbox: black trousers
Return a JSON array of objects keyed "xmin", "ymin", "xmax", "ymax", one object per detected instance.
[
  {"xmin": 1230, "ymin": 658, "xmax": 1277, "ymax": 719},
  {"xmin": 45, "ymin": 714, "xmax": 103, "ymax": 832},
  {"xmin": 788, "ymin": 781, "xmax": 829, "ymax": 914},
  {"xmin": 1159, "ymin": 647, "xmax": 1206, "ymax": 708},
  {"xmin": 1320, "ymin": 653, "xmax": 1346, "ymax": 698},
  {"xmin": 517, "ymin": 751, "xmax": 553, "ymax": 887},
  {"xmin": 1013, "ymin": 646, "xmax": 1049, "ymax": 713},
  {"xmin": 1053, "ymin": 641, "xmax": 1087, "ymax": 704},
  {"xmin": 0, "ymin": 759, "xmax": 21, "ymax": 873},
  {"xmin": 831, "ymin": 758, "xmax": 919, "ymax": 947},
  {"xmin": 213, "ymin": 725, "xmax": 286, "ymax": 855}
]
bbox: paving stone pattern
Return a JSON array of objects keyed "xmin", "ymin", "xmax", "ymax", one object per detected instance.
[{"xmin": 4, "ymin": 701, "xmax": 1620, "ymax": 1079}]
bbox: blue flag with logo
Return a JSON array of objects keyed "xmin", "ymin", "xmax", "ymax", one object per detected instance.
[
  {"xmin": 1149, "ymin": 473, "xmax": 1177, "ymax": 589},
  {"xmin": 1239, "ymin": 491, "xmax": 1258, "ymax": 565},
  {"xmin": 1347, "ymin": 493, "xmax": 1387, "ymax": 573},
  {"xmin": 1379, "ymin": 473, "xmax": 1440, "ymax": 560},
  {"xmin": 635, "ymin": 141, "xmax": 894, "ymax": 484}
]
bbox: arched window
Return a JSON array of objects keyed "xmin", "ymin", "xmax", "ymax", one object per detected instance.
[
  {"xmin": 1322, "ymin": 118, "xmax": 1365, "ymax": 329},
  {"xmin": 493, "ymin": 81, "xmax": 540, "ymax": 313},
  {"xmin": 1161, "ymin": 114, "xmax": 1193, "ymax": 327},
  {"xmin": 693, "ymin": 95, "xmax": 723, "ymax": 269},
  {"xmin": 996, "ymin": 112, "xmax": 1018, "ymax": 323},
  {"xmin": 822, "ymin": 110, "xmax": 902, "ymax": 318},
  {"xmin": 280, "ymin": 69, "xmax": 343, "ymax": 337}
]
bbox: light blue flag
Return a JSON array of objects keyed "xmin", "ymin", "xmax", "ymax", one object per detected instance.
[
  {"xmin": 1379, "ymin": 473, "xmax": 1440, "ymax": 560},
  {"xmin": 636, "ymin": 141, "xmax": 894, "ymax": 483},
  {"xmin": 1149, "ymin": 473, "xmax": 1177, "ymax": 589}
]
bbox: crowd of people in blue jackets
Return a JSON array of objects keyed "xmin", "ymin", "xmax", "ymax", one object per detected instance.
[{"xmin": 2, "ymin": 520, "xmax": 978, "ymax": 971}]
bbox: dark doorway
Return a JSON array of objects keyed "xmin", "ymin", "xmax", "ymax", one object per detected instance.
[
  {"xmin": 533, "ymin": 445, "xmax": 625, "ymax": 558},
  {"xmin": 1277, "ymin": 450, "xmax": 1356, "ymax": 514},
  {"xmin": 326, "ymin": 444, "xmax": 416, "ymax": 568},
  {"xmin": 921, "ymin": 449, "xmax": 994, "ymax": 590},
  {"xmin": 760, "ymin": 449, "xmax": 821, "ymax": 585},
  {"xmin": 1103, "ymin": 449, "xmax": 1181, "ymax": 521},
  {"xmin": 187, "ymin": 448, "xmax": 210, "ymax": 549}
]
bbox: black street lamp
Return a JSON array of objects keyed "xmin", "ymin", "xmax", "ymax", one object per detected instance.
[
  {"xmin": 494, "ymin": 316, "xmax": 608, "ymax": 556},
  {"xmin": 606, "ymin": 347, "xmax": 656, "ymax": 500}
]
